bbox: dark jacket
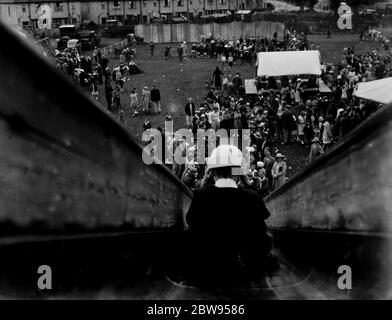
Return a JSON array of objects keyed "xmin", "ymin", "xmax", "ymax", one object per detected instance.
[
  {"xmin": 150, "ymin": 88, "xmax": 161, "ymax": 102},
  {"xmin": 185, "ymin": 102, "xmax": 195, "ymax": 116},
  {"xmin": 232, "ymin": 75, "xmax": 242, "ymax": 89},
  {"xmin": 258, "ymin": 178, "xmax": 271, "ymax": 199},
  {"xmin": 282, "ymin": 110, "xmax": 296, "ymax": 130},
  {"xmin": 186, "ymin": 186, "xmax": 270, "ymax": 259}
]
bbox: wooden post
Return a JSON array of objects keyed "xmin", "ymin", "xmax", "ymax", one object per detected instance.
[
  {"xmin": 28, "ymin": 3, "xmax": 33, "ymax": 32},
  {"xmin": 140, "ymin": 0, "xmax": 143, "ymax": 24},
  {"xmin": 123, "ymin": 1, "xmax": 126, "ymax": 23},
  {"xmin": 67, "ymin": 2, "xmax": 71, "ymax": 23},
  {"xmin": 171, "ymin": 0, "xmax": 174, "ymax": 42}
]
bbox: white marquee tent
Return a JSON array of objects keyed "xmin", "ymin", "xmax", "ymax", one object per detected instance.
[
  {"xmin": 257, "ymin": 50, "xmax": 322, "ymax": 77},
  {"xmin": 353, "ymin": 77, "xmax": 392, "ymax": 105}
]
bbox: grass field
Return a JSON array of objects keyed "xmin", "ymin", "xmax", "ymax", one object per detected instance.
[{"xmin": 91, "ymin": 33, "xmax": 384, "ymax": 176}]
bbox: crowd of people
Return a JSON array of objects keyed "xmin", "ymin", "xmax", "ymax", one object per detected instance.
[
  {"xmin": 164, "ymin": 30, "xmax": 320, "ymax": 64},
  {"xmin": 168, "ymin": 31, "xmax": 390, "ymax": 196},
  {"xmin": 53, "ymin": 29, "xmax": 390, "ymax": 197},
  {"xmin": 55, "ymin": 42, "xmax": 146, "ymax": 119}
]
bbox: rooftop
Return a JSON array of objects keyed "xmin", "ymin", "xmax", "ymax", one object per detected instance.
[{"xmin": 0, "ymin": 0, "xmax": 92, "ymax": 3}]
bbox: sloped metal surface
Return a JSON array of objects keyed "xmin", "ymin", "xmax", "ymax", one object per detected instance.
[
  {"xmin": 265, "ymin": 104, "xmax": 392, "ymax": 299},
  {"xmin": 0, "ymin": 22, "xmax": 191, "ymax": 241}
]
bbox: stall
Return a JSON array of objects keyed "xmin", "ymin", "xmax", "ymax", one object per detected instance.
[
  {"xmin": 256, "ymin": 50, "xmax": 322, "ymax": 77},
  {"xmin": 251, "ymin": 50, "xmax": 323, "ymax": 98},
  {"xmin": 353, "ymin": 77, "xmax": 392, "ymax": 105}
]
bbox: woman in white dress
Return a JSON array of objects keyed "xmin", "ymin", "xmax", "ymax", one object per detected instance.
[{"xmin": 271, "ymin": 153, "xmax": 287, "ymax": 191}]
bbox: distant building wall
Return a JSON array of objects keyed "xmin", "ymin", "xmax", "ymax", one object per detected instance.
[
  {"xmin": 135, "ymin": 20, "xmax": 285, "ymax": 43},
  {"xmin": 0, "ymin": 0, "xmax": 262, "ymax": 31},
  {"xmin": 0, "ymin": 1, "xmax": 81, "ymax": 31}
]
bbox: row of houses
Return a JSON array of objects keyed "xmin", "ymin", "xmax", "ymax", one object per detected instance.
[{"xmin": 0, "ymin": 0, "xmax": 265, "ymax": 31}]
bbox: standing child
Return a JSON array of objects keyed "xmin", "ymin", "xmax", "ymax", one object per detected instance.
[
  {"xmin": 221, "ymin": 54, "xmax": 227, "ymax": 72},
  {"xmin": 164, "ymin": 46, "xmax": 171, "ymax": 60},
  {"xmin": 228, "ymin": 53, "xmax": 234, "ymax": 73},
  {"xmin": 130, "ymin": 88, "xmax": 139, "ymax": 116},
  {"xmin": 91, "ymin": 83, "xmax": 99, "ymax": 101},
  {"xmin": 297, "ymin": 111, "xmax": 306, "ymax": 144},
  {"xmin": 142, "ymin": 86, "xmax": 151, "ymax": 113},
  {"xmin": 118, "ymin": 107, "xmax": 125, "ymax": 123}
]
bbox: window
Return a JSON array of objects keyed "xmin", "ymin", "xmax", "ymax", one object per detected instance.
[
  {"xmin": 143, "ymin": 1, "xmax": 146, "ymax": 7},
  {"xmin": 153, "ymin": 1, "xmax": 157, "ymax": 7},
  {"xmin": 189, "ymin": 0, "xmax": 192, "ymax": 4},
  {"xmin": 71, "ymin": 4, "xmax": 75, "ymax": 10},
  {"xmin": 54, "ymin": 3, "xmax": 64, "ymax": 12},
  {"xmin": 101, "ymin": 3, "xmax": 105, "ymax": 9},
  {"xmin": 219, "ymin": 0, "xmax": 226, "ymax": 4},
  {"xmin": 8, "ymin": 6, "xmax": 10, "ymax": 16},
  {"xmin": 22, "ymin": 21, "xmax": 29, "ymax": 26},
  {"xmin": 207, "ymin": 0, "xmax": 213, "ymax": 5},
  {"xmin": 129, "ymin": 1, "xmax": 135, "ymax": 9},
  {"xmin": 113, "ymin": 1, "xmax": 120, "ymax": 8},
  {"xmin": 164, "ymin": 0, "xmax": 170, "ymax": 7},
  {"xmin": 178, "ymin": 0, "xmax": 183, "ymax": 6},
  {"xmin": 52, "ymin": 18, "xmax": 62, "ymax": 28},
  {"xmin": 22, "ymin": 5, "xmax": 26, "ymax": 13}
]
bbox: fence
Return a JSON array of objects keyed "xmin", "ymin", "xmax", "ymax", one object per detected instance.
[
  {"xmin": 257, "ymin": 11, "xmax": 392, "ymax": 34},
  {"xmin": 34, "ymin": 37, "xmax": 56, "ymax": 58},
  {"xmin": 101, "ymin": 38, "xmax": 128, "ymax": 56},
  {"xmin": 134, "ymin": 21, "xmax": 285, "ymax": 43}
]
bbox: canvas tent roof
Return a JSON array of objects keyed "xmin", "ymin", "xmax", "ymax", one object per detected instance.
[
  {"xmin": 172, "ymin": 17, "xmax": 187, "ymax": 22},
  {"xmin": 257, "ymin": 50, "xmax": 321, "ymax": 77},
  {"xmin": 200, "ymin": 13, "xmax": 229, "ymax": 18},
  {"xmin": 353, "ymin": 77, "xmax": 392, "ymax": 104},
  {"xmin": 236, "ymin": 10, "xmax": 252, "ymax": 14},
  {"xmin": 59, "ymin": 25, "xmax": 76, "ymax": 28}
]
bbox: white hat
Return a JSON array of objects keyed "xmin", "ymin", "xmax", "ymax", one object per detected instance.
[
  {"xmin": 257, "ymin": 161, "xmax": 264, "ymax": 168},
  {"xmin": 206, "ymin": 144, "xmax": 243, "ymax": 169}
]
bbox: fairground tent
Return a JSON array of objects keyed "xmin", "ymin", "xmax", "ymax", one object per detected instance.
[
  {"xmin": 353, "ymin": 77, "xmax": 392, "ymax": 105},
  {"xmin": 257, "ymin": 50, "xmax": 322, "ymax": 77}
]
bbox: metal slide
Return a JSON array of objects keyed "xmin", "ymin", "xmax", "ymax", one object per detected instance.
[
  {"xmin": 0, "ymin": 22, "xmax": 192, "ymax": 242},
  {"xmin": 0, "ymin": 22, "xmax": 391, "ymax": 299},
  {"xmin": 264, "ymin": 103, "xmax": 392, "ymax": 299}
]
